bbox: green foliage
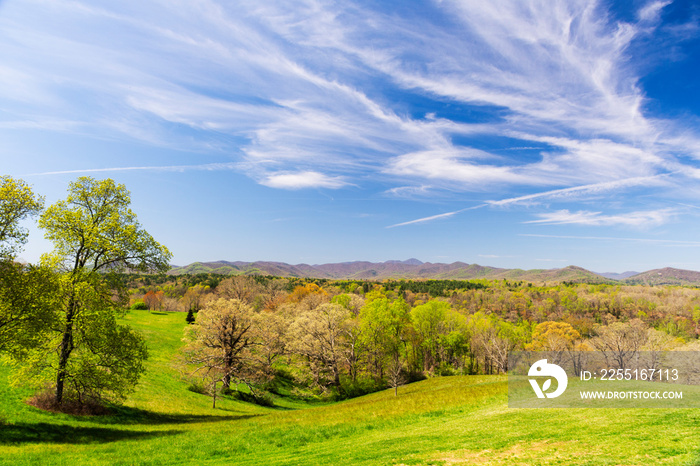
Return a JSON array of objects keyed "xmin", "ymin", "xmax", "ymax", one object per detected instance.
[
  {"xmin": 10, "ymin": 274, "xmax": 149, "ymax": 404},
  {"xmin": 0, "ymin": 175, "xmax": 44, "ymax": 258},
  {"xmin": 0, "ymin": 261, "xmax": 60, "ymax": 354},
  {"xmin": 17, "ymin": 176, "xmax": 172, "ymax": 406},
  {"xmin": 338, "ymin": 376, "xmax": 385, "ymax": 399},
  {"xmin": 231, "ymin": 389, "xmax": 274, "ymax": 407},
  {"xmin": 358, "ymin": 296, "xmax": 410, "ymax": 380},
  {"xmin": 38, "ymin": 177, "xmax": 172, "ymax": 274},
  {"xmin": 130, "ymin": 300, "xmax": 148, "ymax": 310},
  {"xmin": 382, "ymin": 279, "xmax": 487, "ymax": 297}
]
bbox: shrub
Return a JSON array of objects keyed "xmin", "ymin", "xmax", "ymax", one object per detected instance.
[
  {"xmin": 186, "ymin": 381, "xmax": 208, "ymax": 395},
  {"xmin": 130, "ymin": 301, "xmax": 148, "ymax": 310},
  {"xmin": 338, "ymin": 377, "xmax": 384, "ymax": 399},
  {"xmin": 232, "ymin": 389, "xmax": 274, "ymax": 407}
]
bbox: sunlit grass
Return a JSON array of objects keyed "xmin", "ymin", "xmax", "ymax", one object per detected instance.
[{"xmin": 0, "ymin": 310, "xmax": 699, "ymax": 465}]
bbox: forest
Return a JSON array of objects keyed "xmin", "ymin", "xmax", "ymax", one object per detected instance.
[
  {"xmin": 2, "ymin": 174, "xmax": 700, "ymax": 411},
  {"xmin": 122, "ymin": 271, "xmax": 700, "ymax": 402}
]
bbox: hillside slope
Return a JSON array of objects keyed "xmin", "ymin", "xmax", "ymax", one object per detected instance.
[
  {"xmin": 168, "ymin": 260, "xmax": 612, "ymax": 283},
  {"xmin": 623, "ymin": 267, "xmax": 700, "ymax": 286},
  {"xmin": 1, "ymin": 310, "xmax": 698, "ymax": 465}
]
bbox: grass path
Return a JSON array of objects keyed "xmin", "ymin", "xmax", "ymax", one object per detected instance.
[{"xmin": 1, "ymin": 310, "xmax": 699, "ymax": 465}]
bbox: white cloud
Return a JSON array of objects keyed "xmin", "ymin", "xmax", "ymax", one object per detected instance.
[
  {"xmin": 488, "ymin": 175, "xmax": 671, "ymax": 206},
  {"xmin": 24, "ymin": 162, "xmax": 239, "ymax": 177},
  {"xmin": 260, "ymin": 171, "xmax": 348, "ymax": 190},
  {"xmin": 638, "ymin": 1, "xmax": 672, "ymax": 22},
  {"xmin": 385, "ymin": 149, "xmax": 544, "ymax": 187},
  {"xmin": 387, "ymin": 204, "xmax": 487, "ymax": 228},
  {"xmin": 525, "ymin": 208, "xmax": 676, "ymax": 227},
  {"xmin": 384, "ymin": 185, "xmax": 433, "ymax": 198},
  {"xmin": 0, "ymin": 0, "xmax": 696, "ymax": 209},
  {"xmin": 386, "ymin": 210, "xmax": 464, "ymax": 229}
]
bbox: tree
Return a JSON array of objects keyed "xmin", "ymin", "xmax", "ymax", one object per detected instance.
[
  {"xmin": 143, "ymin": 290, "xmax": 164, "ymax": 311},
  {"xmin": 217, "ymin": 276, "xmax": 260, "ymax": 304},
  {"xmin": 591, "ymin": 319, "xmax": 648, "ymax": 369},
  {"xmin": 358, "ymin": 296, "xmax": 410, "ymax": 390},
  {"xmin": 253, "ymin": 310, "xmax": 288, "ymax": 374},
  {"xmin": 287, "ymin": 303, "xmax": 348, "ymax": 387},
  {"xmin": 182, "ymin": 298, "xmax": 257, "ymax": 403},
  {"xmin": 0, "ymin": 261, "xmax": 59, "ymax": 353},
  {"xmin": 0, "ymin": 175, "xmax": 44, "ymax": 258},
  {"xmin": 526, "ymin": 321, "xmax": 581, "ymax": 365},
  {"xmin": 411, "ymin": 300, "xmax": 451, "ymax": 373},
  {"xmin": 13, "ymin": 275, "xmax": 149, "ymax": 406},
  {"xmin": 181, "ymin": 284, "xmax": 209, "ymax": 313},
  {"xmin": 0, "ymin": 176, "xmax": 50, "ymax": 347},
  {"xmin": 33, "ymin": 177, "xmax": 171, "ymax": 405}
]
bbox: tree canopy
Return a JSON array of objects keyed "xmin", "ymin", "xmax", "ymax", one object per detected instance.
[
  {"xmin": 38, "ymin": 177, "xmax": 171, "ymax": 274},
  {"xmin": 16, "ymin": 176, "xmax": 173, "ymax": 406},
  {"xmin": 0, "ymin": 175, "xmax": 44, "ymax": 258}
]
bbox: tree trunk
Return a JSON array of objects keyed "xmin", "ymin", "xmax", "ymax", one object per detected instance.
[
  {"xmin": 222, "ymin": 353, "xmax": 233, "ymax": 389},
  {"xmin": 55, "ymin": 297, "xmax": 77, "ymax": 405}
]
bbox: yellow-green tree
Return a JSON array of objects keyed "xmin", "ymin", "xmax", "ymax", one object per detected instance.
[
  {"xmin": 358, "ymin": 296, "xmax": 410, "ymax": 390},
  {"xmin": 0, "ymin": 176, "xmax": 53, "ymax": 353},
  {"xmin": 0, "ymin": 261, "xmax": 59, "ymax": 353},
  {"xmin": 527, "ymin": 322, "xmax": 580, "ymax": 357},
  {"xmin": 33, "ymin": 177, "xmax": 171, "ymax": 406},
  {"xmin": 0, "ymin": 175, "xmax": 44, "ymax": 258}
]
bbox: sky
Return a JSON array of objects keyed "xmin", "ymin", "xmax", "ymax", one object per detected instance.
[{"xmin": 1, "ymin": 0, "xmax": 700, "ymax": 273}]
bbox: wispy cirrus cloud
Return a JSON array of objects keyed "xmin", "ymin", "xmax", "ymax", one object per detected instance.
[
  {"xmin": 488, "ymin": 175, "xmax": 672, "ymax": 206},
  {"xmin": 389, "ymin": 174, "xmax": 671, "ymax": 227},
  {"xmin": 24, "ymin": 163, "xmax": 239, "ymax": 177},
  {"xmin": 387, "ymin": 204, "xmax": 487, "ymax": 228},
  {"xmin": 386, "ymin": 210, "xmax": 466, "ymax": 229},
  {"xmin": 521, "ymin": 234, "xmax": 700, "ymax": 246},
  {"xmin": 525, "ymin": 208, "xmax": 676, "ymax": 227},
  {"xmin": 0, "ymin": 0, "xmax": 698, "ymax": 220},
  {"xmin": 260, "ymin": 171, "xmax": 349, "ymax": 190}
]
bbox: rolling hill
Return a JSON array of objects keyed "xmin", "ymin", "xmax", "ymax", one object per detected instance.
[
  {"xmin": 168, "ymin": 260, "xmax": 700, "ymax": 285},
  {"xmin": 622, "ymin": 267, "xmax": 700, "ymax": 286},
  {"xmin": 168, "ymin": 260, "xmax": 612, "ymax": 283},
  {"xmin": 1, "ymin": 310, "xmax": 698, "ymax": 464}
]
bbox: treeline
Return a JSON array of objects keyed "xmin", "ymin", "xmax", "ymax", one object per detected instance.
[
  {"xmin": 164, "ymin": 274, "xmax": 700, "ymax": 401},
  {"xmin": 4, "ymin": 174, "xmax": 699, "ymax": 409}
]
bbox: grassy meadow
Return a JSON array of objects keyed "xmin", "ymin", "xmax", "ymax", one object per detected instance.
[{"xmin": 1, "ymin": 309, "xmax": 699, "ymax": 465}]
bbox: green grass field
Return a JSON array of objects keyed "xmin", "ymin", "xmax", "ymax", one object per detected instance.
[{"xmin": 1, "ymin": 310, "xmax": 699, "ymax": 465}]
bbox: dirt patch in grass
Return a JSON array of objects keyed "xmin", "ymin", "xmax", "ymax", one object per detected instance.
[
  {"xmin": 27, "ymin": 390, "xmax": 112, "ymax": 416},
  {"xmin": 431, "ymin": 440, "xmax": 580, "ymax": 465}
]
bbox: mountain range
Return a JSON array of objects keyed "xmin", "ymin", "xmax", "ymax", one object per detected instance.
[{"xmin": 167, "ymin": 260, "xmax": 700, "ymax": 286}]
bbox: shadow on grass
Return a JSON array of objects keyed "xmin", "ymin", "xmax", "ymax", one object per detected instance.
[
  {"xmin": 267, "ymin": 405, "xmax": 297, "ymax": 411},
  {"xmin": 0, "ymin": 422, "xmax": 182, "ymax": 445},
  {"xmin": 91, "ymin": 406, "xmax": 264, "ymax": 426}
]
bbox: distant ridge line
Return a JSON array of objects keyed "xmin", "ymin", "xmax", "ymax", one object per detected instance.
[{"xmin": 167, "ymin": 260, "xmax": 700, "ymax": 285}]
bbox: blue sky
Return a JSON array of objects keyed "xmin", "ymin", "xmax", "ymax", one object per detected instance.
[{"xmin": 2, "ymin": 0, "xmax": 700, "ymax": 273}]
